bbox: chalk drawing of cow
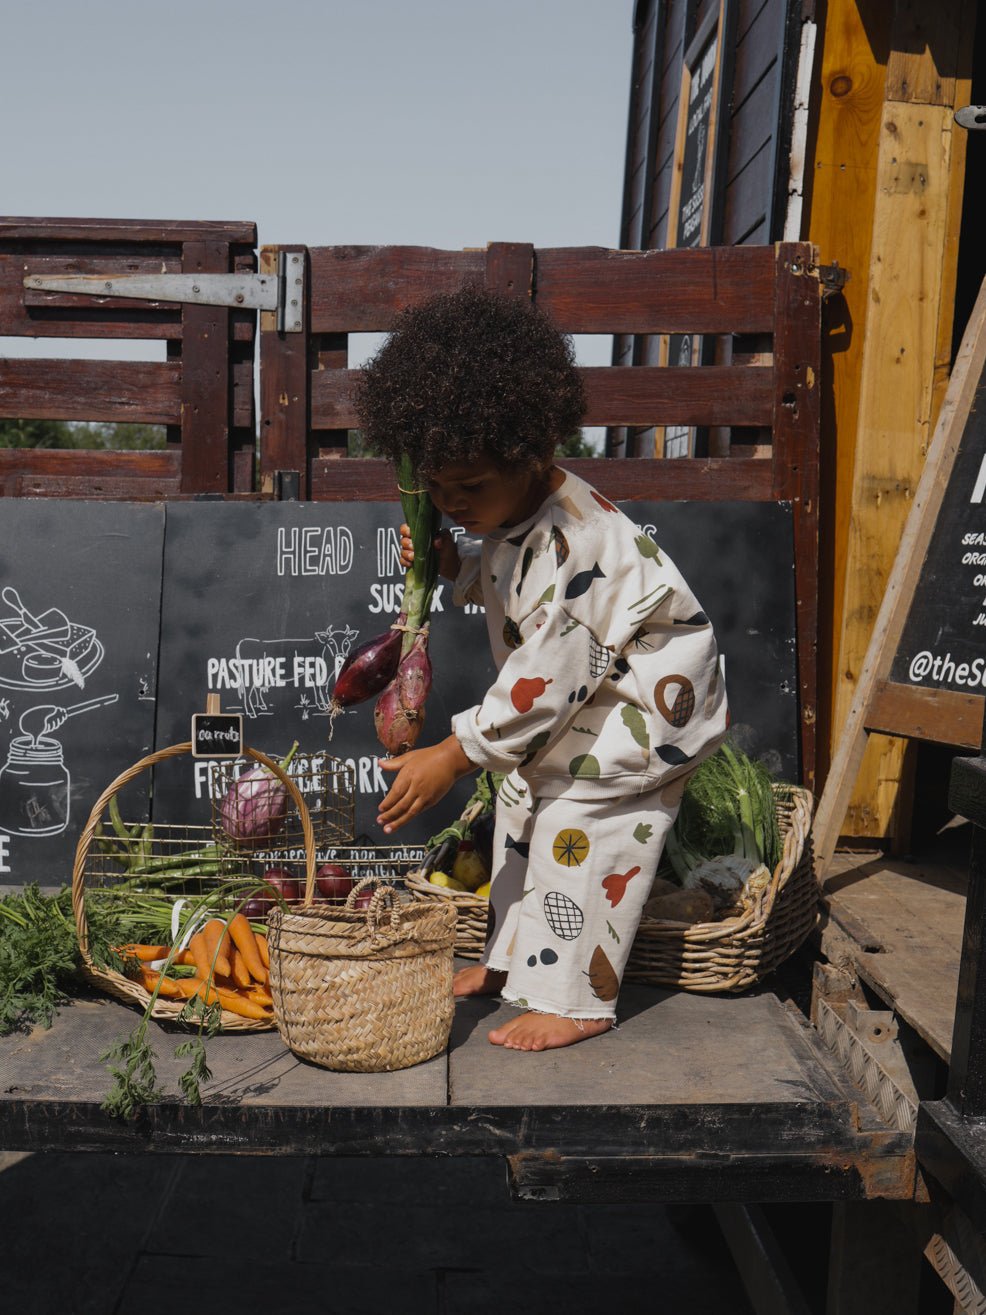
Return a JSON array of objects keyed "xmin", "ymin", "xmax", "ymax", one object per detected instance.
[{"xmin": 233, "ymin": 624, "xmax": 359, "ymax": 719}]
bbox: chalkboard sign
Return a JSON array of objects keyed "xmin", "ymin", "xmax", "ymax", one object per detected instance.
[
  {"xmin": 0, "ymin": 502, "xmax": 163, "ymax": 886},
  {"xmin": 814, "ymin": 284, "xmax": 986, "ymax": 871},
  {"xmin": 889, "ymin": 369, "xmax": 986, "ymax": 699},
  {"xmin": 0, "ymin": 497, "xmax": 800, "ymax": 888},
  {"xmin": 191, "ymin": 713, "xmax": 244, "ymax": 759}
]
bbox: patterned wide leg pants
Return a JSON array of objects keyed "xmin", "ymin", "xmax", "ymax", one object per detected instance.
[{"xmin": 480, "ymin": 771, "xmax": 678, "ymax": 1019}]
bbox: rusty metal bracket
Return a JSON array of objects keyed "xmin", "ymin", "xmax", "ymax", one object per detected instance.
[{"xmin": 815, "ymin": 259, "xmax": 849, "ymax": 296}]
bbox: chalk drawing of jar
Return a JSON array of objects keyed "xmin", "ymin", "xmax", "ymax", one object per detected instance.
[
  {"xmin": 0, "ymin": 693, "xmax": 119, "ymax": 838},
  {"xmin": 0, "ymin": 736, "xmax": 70, "ymax": 836}
]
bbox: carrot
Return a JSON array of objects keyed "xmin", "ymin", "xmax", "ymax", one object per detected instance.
[
  {"xmin": 229, "ymin": 947, "xmax": 252, "ymax": 989},
  {"xmin": 255, "ymin": 932, "xmax": 270, "ymax": 969},
  {"xmin": 174, "ymin": 977, "xmax": 271, "ymax": 1021},
  {"xmin": 188, "ymin": 931, "xmax": 212, "ymax": 981},
  {"xmin": 114, "ymin": 943, "xmax": 169, "ymax": 963},
  {"xmin": 228, "ymin": 913, "xmax": 266, "ymax": 982},
  {"xmin": 174, "ymin": 948, "xmax": 197, "ymax": 967},
  {"xmin": 201, "ymin": 918, "xmax": 232, "ymax": 978},
  {"xmin": 246, "ymin": 984, "xmax": 273, "ymax": 1007},
  {"xmin": 140, "ymin": 968, "xmax": 183, "ymax": 999},
  {"xmin": 214, "ymin": 986, "xmax": 272, "ymax": 1021}
]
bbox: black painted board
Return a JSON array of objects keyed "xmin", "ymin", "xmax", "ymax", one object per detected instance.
[
  {"xmin": 0, "ymin": 501, "xmax": 163, "ymax": 885},
  {"xmin": 154, "ymin": 500, "xmax": 798, "ymax": 854},
  {"xmin": 890, "ymin": 373, "xmax": 986, "ymax": 697}
]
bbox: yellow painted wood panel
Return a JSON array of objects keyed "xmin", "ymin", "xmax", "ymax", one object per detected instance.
[
  {"xmin": 833, "ymin": 100, "xmax": 955, "ymax": 836},
  {"xmin": 806, "ymin": 0, "xmax": 890, "ymax": 782}
]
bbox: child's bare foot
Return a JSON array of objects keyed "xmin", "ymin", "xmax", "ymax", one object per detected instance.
[
  {"xmin": 453, "ymin": 965, "xmax": 508, "ymax": 997},
  {"xmin": 488, "ymin": 1012, "xmax": 612, "ymax": 1051}
]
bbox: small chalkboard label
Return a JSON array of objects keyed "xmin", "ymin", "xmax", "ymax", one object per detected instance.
[{"xmin": 192, "ymin": 713, "xmax": 244, "ymax": 759}]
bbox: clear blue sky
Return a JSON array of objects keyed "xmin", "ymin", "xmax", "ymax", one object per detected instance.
[
  {"xmin": 4, "ymin": 0, "xmax": 635, "ymax": 433},
  {"xmin": 5, "ymin": 2, "xmax": 633, "ymax": 274}
]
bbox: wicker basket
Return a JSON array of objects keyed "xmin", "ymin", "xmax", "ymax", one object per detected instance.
[
  {"xmin": 404, "ymin": 784, "xmax": 816, "ymax": 991},
  {"xmin": 624, "ymin": 784, "xmax": 817, "ymax": 993},
  {"xmin": 404, "ymin": 801, "xmax": 490, "ymax": 959},
  {"xmin": 267, "ymin": 877, "xmax": 457, "ymax": 1072},
  {"xmin": 71, "ymin": 741, "xmax": 316, "ymax": 1032}
]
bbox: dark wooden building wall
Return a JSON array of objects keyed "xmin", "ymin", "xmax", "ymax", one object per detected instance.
[{"xmin": 613, "ymin": 0, "xmax": 804, "ymax": 455}]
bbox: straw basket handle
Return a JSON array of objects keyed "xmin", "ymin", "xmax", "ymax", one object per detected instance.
[
  {"xmin": 71, "ymin": 741, "xmax": 316, "ymax": 965},
  {"xmin": 343, "ymin": 876, "xmax": 402, "ymax": 934}
]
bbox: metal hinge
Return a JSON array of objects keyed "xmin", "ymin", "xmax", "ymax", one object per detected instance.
[
  {"xmin": 956, "ymin": 106, "xmax": 986, "ymax": 131},
  {"xmin": 23, "ymin": 249, "xmax": 305, "ymax": 332}
]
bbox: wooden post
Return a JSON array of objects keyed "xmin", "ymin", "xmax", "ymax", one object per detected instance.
[
  {"xmin": 178, "ymin": 240, "xmax": 231, "ymax": 494},
  {"xmin": 259, "ymin": 246, "xmax": 310, "ymax": 497},
  {"xmin": 772, "ymin": 242, "xmax": 822, "ymax": 791}
]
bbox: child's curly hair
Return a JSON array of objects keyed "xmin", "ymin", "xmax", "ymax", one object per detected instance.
[{"xmin": 353, "ymin": 284, "xmax": 586, "ymax": 477}]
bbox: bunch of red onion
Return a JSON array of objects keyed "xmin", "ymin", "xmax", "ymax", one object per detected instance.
[{"xmin": 327, "ymin": 455, "xmax": 439, "ymax": 756}]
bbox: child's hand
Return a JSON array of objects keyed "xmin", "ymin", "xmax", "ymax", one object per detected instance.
[
  {"xmin": 399, "ymin": 524, "xmax": 461, "ymax": 582},
  {"xmin": 377, "ymin": 735, "xmax": 473, "ymax": 833}
]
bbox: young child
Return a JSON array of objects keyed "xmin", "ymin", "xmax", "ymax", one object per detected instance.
[{"xmin": 356, "ymin": 286, "xmax": 728, "ymax": 1052}]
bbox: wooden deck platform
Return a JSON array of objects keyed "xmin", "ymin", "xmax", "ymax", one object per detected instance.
[
  {"xmin": 0, "ymin": 976, "xmax": 914, "ymax": 1204},
  {"xmin": 819, "ymin": 825, "xmax": 970, "ymax": 1063}
]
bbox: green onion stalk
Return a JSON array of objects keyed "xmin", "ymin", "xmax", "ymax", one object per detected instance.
[{"xmin": 373, "ymin": 455, "xmax": 442, "ymax": 755}]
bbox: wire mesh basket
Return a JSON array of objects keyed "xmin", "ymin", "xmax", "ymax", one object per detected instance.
[
  {"xmin": 208, "ymin": 746, "xmax": 355, "ymax": 857},
  {"xmin": 72, "ymin": 741, "xmax": 317, "ymax": 1031}
]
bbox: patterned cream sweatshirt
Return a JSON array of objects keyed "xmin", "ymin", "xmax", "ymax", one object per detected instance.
[{"xmin": 450, "ymin": 470, "xmax": 729, "ymax": 801}]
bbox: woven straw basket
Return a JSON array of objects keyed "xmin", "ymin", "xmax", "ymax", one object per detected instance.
[
  {"xmin": 404, "ymin": 801, "xmax": 490, "ymax": 959},
  {"xmin": 405, "ymin": 784, "xmax": 816, "ymax": 993},
  {"xmin": 72, "ymin": 740, "xmax": 315, "ymax": 1032},
  {"xmin": 624, "ymin": 784, "xmax": 817, "ymax": 993},
  {"xmin": 267, "ymin": 876, "xmax": 457, "ymax": 1071}
]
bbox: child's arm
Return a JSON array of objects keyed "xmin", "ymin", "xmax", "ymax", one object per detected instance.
[{"xmin": 377, "ymin": 734, "xmax": 475, "ymax": 834}]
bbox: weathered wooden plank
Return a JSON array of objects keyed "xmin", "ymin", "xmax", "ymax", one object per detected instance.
[
  {"xmin": 178, "ymin": 240, "xmax": 231, "ymax": 494},
  {"xmin": 866, "ymin": 681, "xmax": 983, "ymax": 750},
  {"xmin": 449, "ymin": 991, "xmax": 852, "ymax": 1109},
  {"xmin": 723, "ymin": 138, "xmax": 773, "ymax": 245},
  {"xmin": 535, "ymin": 246, "xmax": 776, "ymax": 334},
  {"xmin": 484, "ymin": 242, "xmax": 533, "ymax": 297},
  {"xmin": 307, "ymin": 245, "xmax": 776, "ymax": 335},
  {"xmin": 807, "ymin": 0, "xmax": 891, "ymax": 788},
  {"xmin": 0, "ymin": 253, "xmax": 254, "ymax": 342},
  {"xmin": 885, "ymin": 1, "xmax": 965, "ymax": 106},
  {"xmin": 0, "ymin": 217, "xmax": 257, "ymax": 244},
  {"xmin": 820, "ymin": 846, "xmax": 968, "ymax": 1060},
  {"xmin": 772, "ymin": 243, "xmax": 822, "ymax": 789},
  {"xmin": 310, "ymin": 456, "xmax": 776, "ymax": 502},
  {"xmin": 309, "ymin": 246, "xmax": 485, "ymax": 333},
  {"xmin": 311, "ymin": 365, "xmax": 775, "ymax": 430},
  {"xmin": 832, "ymin": 100, "xmax": 956, "ymax": 840},
  {"xmin": 0, "ymin": 358, "xmax": 180, "ymax": 424},
  {"xmin": 259, "ymin": 246, "xmax": 310, "ymax": 496},
  {"xmin": 0, "ymin": 449, "xmax": 181, "ymax": 499},
  {"xmin": 0, "ymin": 990, "xmax": 913, "ymax": 1202}
]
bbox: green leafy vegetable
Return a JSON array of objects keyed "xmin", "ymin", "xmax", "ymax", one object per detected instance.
[{"xmin": 665, "ymin": 740, "xmax": 782, "ymax": 883}]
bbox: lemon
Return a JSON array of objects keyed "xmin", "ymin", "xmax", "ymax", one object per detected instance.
[
  {"xmin": 452, "ymin": 847, "xmax": 489, "ymax": 890},
  {"xmin": 475, "ymin": 882, "xmax": 491, "ymax": 899},
  {"xmin": 429, "ymin": 871, "xmax": 467, "ymax": 891}
]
